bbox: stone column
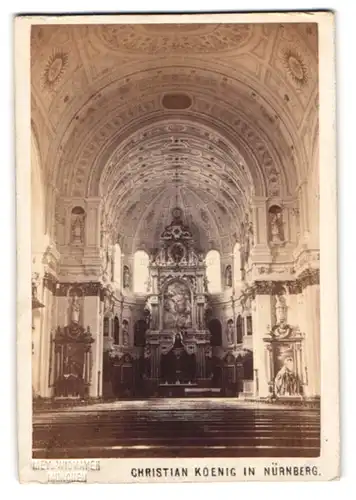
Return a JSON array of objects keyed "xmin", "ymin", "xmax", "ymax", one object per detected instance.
[
  {"xmin": 46, "ymin": 183, "xmax": 58, "ymax": 241},
  {"xmin": 251, "ymin": 197, "xmax": 268, "ymax": 246},
  {"xmin": 85, "ymin": 198, "xmax": 101, "ymax": 248},
  {"xmin": 297, "ymin": 180, "xmax": 310, "ymax": 245},
  {"xmin": 32, "ymin": 307, "xmax": 42, "ymax": 396},
  {"xmin": 251, "ymin": 288, "xmax": 272, "ymax": 398},
  {"xmin": 196, "ymin": 345, "xmax": 205, "ymax": 379},
  {"xmin": 283, "ymin": 198, "xmax": 299, "ymax": 246},
  {"xmin": 38, "ymin": 282, "xmax": 56, "ymax": 398},
  {"xmin": 83, "ymin": 289, "xmax": 102, "ymax": 398},
  {"xmin": 249, "ymin": 197, "xmax": 271, "ymax": 264},
  {"xmin": 113, "ymin": 244, "xmax": 122, "ymax": 290},
  {"xmin": 151, "ymin": 345, "xmax": 160, "ymax": 379},
  {"xmin": 299, "ymin": 282, "xmax": 320, "ymax": 397}
]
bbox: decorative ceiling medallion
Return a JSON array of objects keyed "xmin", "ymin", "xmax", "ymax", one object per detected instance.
[
  {"xmin": 162, "ymin": 93, "xmax": 192, "ymax": 110},
  {"xmin": 97, "ymin": 23, "xmax": 253, "ymax": 54},
  {"xmin": 42, "ymin": 50, "xmax": 69, "ymax": 90},
  {"xmin": 282, "ymin": 48, "xmax": 308, "ymax": 88}
]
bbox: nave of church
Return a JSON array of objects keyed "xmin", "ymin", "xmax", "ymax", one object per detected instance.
[{"xmin": 30, "ymin": 21, "xmax": 320, "ymax": 456}]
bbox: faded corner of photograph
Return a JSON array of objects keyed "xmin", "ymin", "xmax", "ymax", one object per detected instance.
[{"xmin": 30, "ymin": 21, "xmax": 320, "ymax": 460}]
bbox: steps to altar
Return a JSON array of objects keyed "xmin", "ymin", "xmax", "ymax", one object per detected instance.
[{"xmin": 157, "ymin": 383, "xmax": 222, "ymax": 398}]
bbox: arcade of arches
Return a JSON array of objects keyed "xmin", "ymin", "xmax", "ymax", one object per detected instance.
[{"xmin": 31, "ymin": 22, "xmax": 320, "ymax": 402}]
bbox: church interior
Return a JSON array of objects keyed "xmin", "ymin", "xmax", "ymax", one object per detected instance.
[{"xmin": 30, "ymin": 22, "xmax": 320, "ymax": 457}]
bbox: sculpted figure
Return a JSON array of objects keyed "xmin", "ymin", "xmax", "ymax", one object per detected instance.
[
  {"xmin": 226, "ymin": 319, "xmax": 234, "ymax": 344},
  {"xmin": 70, "ymin": 295, "xmax": 80, "ymax": 324},
  {"xmin": 70, "ymin": 207, "xmax": 85, "ymax": 245},
  {"xmin": 122, "ymin": 320, "xmax": 129, "ymax": 346},
  {"xmin": 225, "ymin": 265, "xmax": 232, "ymax": 287},
  {"xmin": 123, "ymin": 266, "xmax": 130, "ymax": 289},
  {"xmin": 269, "ymin": 207, "xmax": 284, "ymax": 244},
  {"xmin": 274, "ymin": 355, "xmax": 303, "ymax": 397}
]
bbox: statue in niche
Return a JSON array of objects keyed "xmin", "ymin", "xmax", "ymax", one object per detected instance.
[
  {"xmin": 225, "ymin": 265, "xmax": 232, "ymax": 287},
  {"xmin": 241, "ymin": 216, "xmax": 253, "ymax": 263},
  {"xmin": 103, "ymin": 289, "xmax": 112, "ymax": 315},
  {"xmin": 122, "ymin": 320, "xmax": 129, "ymax": 346},
  {"xmin": 100, "ymin": 209, "xmax": 108, "ymax": 248},
  {"xmin": 123, "ymin": 266, "xmax": 131, "ymax": 289},
  {"xmin": 272, "ymin": 292, "xmax": 292, "ymax": 339},
  {"xmin": 102, "ymin": 246, "xmax": 111, "ymax": 282},
  {"xmin": 275, "ymin": 293, "xmax": 287, "ymax": 323},
  {"xmin": 269, "ymin": 205, "xmax": 285, "ymax": 244},
  {"xmin": 69, "ymin": 294, "xmax": 81, "ymax": 324},
  {"xmin": 70, "ymin": 207, "xmax": 85, "ymax": 246},
  {"xmin": 156, "ymin": 247, "xmax": 166, "ymax": 265},
  {"xmin": 226, "ymin": 319, "xmax": 234, "ymax": 344},
  {"xmin": 274, "ymin": 352, "xmax": 303, "ymax": 397},
  {"xmin": 144, "ymin": 298, "xmax": 152, "ymax": 327},
  {"xmin": 188, "ymin": 247, "xmax": 198, "ymax": 265}
]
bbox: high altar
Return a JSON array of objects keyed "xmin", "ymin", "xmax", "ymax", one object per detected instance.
[{"xmin": 143, "ymin": 207, "xmax": 211, "ymax": 386}]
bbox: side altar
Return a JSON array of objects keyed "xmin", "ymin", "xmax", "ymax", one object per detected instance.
[{"xmin": 143, "ymin": 207, "xmax": 212, "ymax": 386}]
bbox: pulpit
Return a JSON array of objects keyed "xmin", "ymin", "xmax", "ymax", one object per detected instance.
[{"xmin": 52, "ymin": 322, "xmax": 94, "ymax": 398}]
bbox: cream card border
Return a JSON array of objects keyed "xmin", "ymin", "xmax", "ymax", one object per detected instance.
[{"xmin": 15, "ymin": 11, "xmax": 338, "ymax": 483}]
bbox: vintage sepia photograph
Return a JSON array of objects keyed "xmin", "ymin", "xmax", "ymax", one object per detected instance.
[{"xmin": 16, "ymin": 11, "xmax": 338, "ymax": 483}]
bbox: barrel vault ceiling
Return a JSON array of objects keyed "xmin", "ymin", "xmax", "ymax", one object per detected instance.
[{"xmin": 31, "ymin": 21, "xmax": 319, "ymax": 254}]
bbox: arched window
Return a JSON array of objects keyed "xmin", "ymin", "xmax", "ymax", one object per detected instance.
[
  {"xmin": 233, "ymin": 242, "xmax": 242, "ymax": 284},
  {"xmin": 133, "ymin": 250, "xmax": 149, "ymax": 293},
  {"xmin": 205, "ymin": 250, "xmax": 221, "ymax": 293}
]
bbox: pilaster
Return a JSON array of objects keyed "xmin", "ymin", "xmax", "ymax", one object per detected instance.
[{"xmin": 251, "ymin": 292, "xmax": 271, "ymax": 398}]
